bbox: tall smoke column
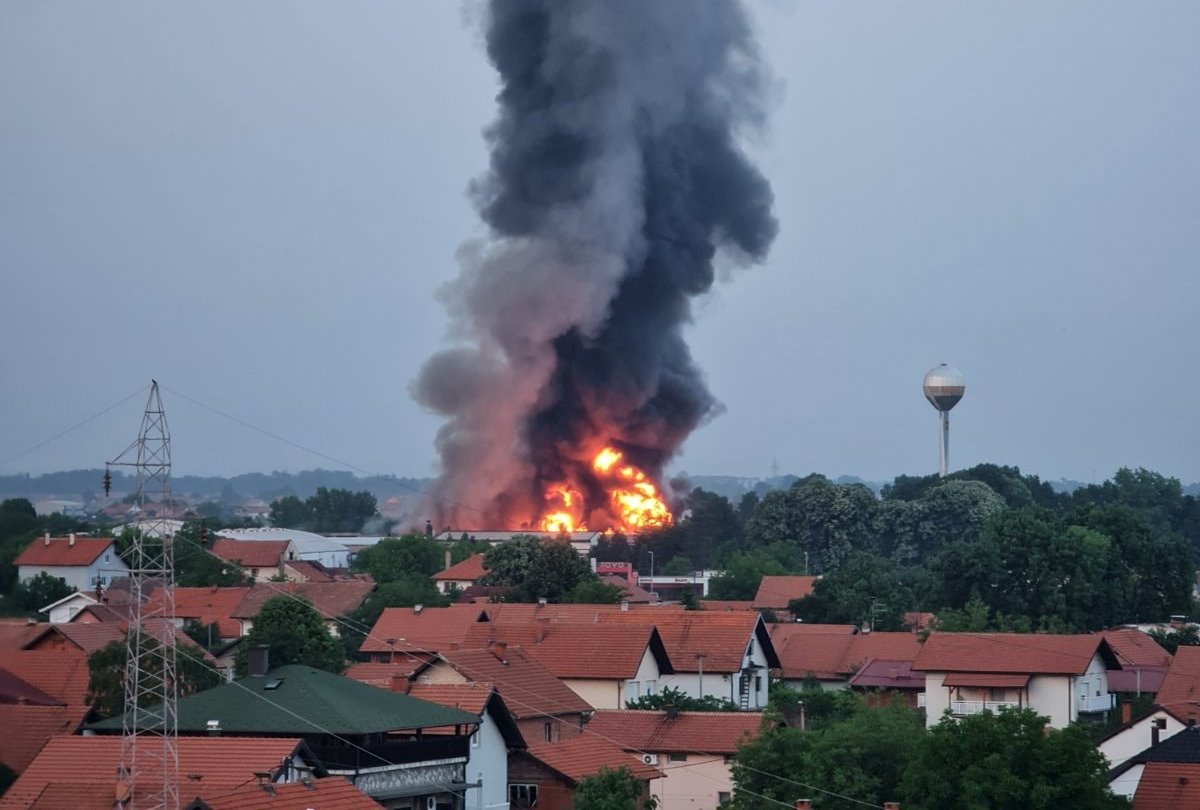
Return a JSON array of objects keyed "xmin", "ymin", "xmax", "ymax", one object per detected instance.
[{"xmin": 415, "ymin": 0, "xmax": 778, "ymax": 529}]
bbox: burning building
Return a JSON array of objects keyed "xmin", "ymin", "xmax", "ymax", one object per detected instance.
[{"xmin": 415, "ymin": 0, "xmax": 778, "ymax": 534}]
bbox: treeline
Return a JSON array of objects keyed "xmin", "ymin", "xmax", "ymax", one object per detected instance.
[{"xmin": 605, "ymin": 465, "xmax": 1200, "ymax": 632}]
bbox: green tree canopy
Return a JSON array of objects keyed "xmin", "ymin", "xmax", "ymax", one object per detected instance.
[
  {"xmin": 481, "ymin": 536, "xmax": 593, "ymax": 602},
  {"xmin": 790, "ymin": 552, "xmax": 919, "ymax": 630},
  {"xmin": 564, "ymin": 579, "xmax": 626, "ymax": 604},
  {"xmin": 707, "ymin": 548, "xmax": 792, "ymax": 601},
  {"xmin": 268, "ymin": 488, "xmax": 377, "ymax": 533},
  {"xmin": 87, "ymin": 639, "xmax": 220, "ymax": 720},
  {"xmin": 745, "ymin": 476, "xmax": 880, "ymax": 573},
  {"xmin": 235, "ymin": 596, "xmax": 344, "ymax": 675},
  {"xmin": 12, "ymin": 572, "xmax": 75, "ymax": 613},
  {"xmin": 626, "ymin": 685, "xmax": 738, "ymax": 712},
  {"xmin": 351, "ymin": 534, "xmax": 444, "ymax": 583},
  {"xmin": 575, "ymin": 767, "xmax": 656, "ymax": 810}
]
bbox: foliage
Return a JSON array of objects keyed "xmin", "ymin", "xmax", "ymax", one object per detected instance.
[
  {"xmin": 744, "ymin": 476, "xmax": 880, "ymax": 572},
  {"xmin": 235, "ymin": 596, "xmax": 343, "ymax": 675},
  {"xmin": 1148, "ymin": 624, "xmax": 1200, "ymax": 655},
  {"xmin": 790, "ymin": 552, "xmax": 914, "ymax": 630},
  {"xmin": 626, "ymin": 685, "xmax": 738, "ymax": 712},
  {"xmin": 707, "ymin": 547, "xmax": 793, "ymax": 601},
  {"xmin": 661, "ymin": 556, "xmax": 694, "ymax": 576},
  {"xmin": 182, "ymin": 619, "xmax": 225, "ymax": 651},
  {"xmin": 767, "ymin": 682, "xmax": 861, "ymax": 730},
  {"xmin": 173, "ymin": 522, "xmax": 247, "ymax": 587},
  {"xmin": 11, "ymin": 572, "xmax": 75, "ymax": 613},
  {"xmin": 679, "ymin": 588, "xmax": 700, "ymax": 610},
  {"xmin": 87, "ymin": 639, "xmax": 220, "ymax": 720},
  {"xmin": 268, "ymin": 487, "xmax": 377, "ymax": 533},
  {"xmin": 351, "ymin": 535, "xmax": 444, "ymax": 583},
  {"xmin": 338, "ymin": 577, "xmax": 449, "ymax": 661},
  {"xmin": 880, "ymin": 480, "xmax": 1006, "ymax": 564},
  {"xmin": 0, "ymin": 498, "xmax": 91, "ymax": 595},
  {"xmin": 575, "ymin": 767, "xmax": 656, "ymax": 810},
  {"xmin": 0, "ymin": 761, "xmax": 14, "ymax": 798},
  {"xmin": 481, "ymin": 536, "xmax": 593, "ymax": 602},
  {"xmin": 900, "ymin": 709, "xmax": 1126, "ymax": 809},
  {"xmin": 564, "ymin": 579, "xmax": 626, "ymax": 604}
]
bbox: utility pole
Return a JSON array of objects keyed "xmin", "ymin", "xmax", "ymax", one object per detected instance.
[{"xmin": 108, "ymin": 381, "xmax": 178, "ymax": 809}]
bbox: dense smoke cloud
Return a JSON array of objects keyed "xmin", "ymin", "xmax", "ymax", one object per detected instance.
[{"xmin": 415, "ymin": 0, "xmax": 777, "ymax": 529}]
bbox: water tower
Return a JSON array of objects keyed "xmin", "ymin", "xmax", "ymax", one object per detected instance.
[{"xmin": 922, "ymin": 364, "xmax": 965, "ymax": 477}]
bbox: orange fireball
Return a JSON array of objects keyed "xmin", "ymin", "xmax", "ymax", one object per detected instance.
[{"xmin": 536, "ymin": 446, "xmax": 673, "ymax": 534}]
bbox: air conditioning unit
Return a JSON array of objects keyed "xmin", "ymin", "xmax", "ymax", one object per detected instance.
[{"xmin": 642, "ymin": 754, "xmax": 659, "ymax": 766}]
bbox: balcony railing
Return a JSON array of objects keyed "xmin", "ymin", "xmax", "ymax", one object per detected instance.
[
  {"xmin": 950, "ymin": 700, "xmax": 1019, "ymax": 716},
  {"xmin": 1078, "ymin": 694, "xmax": 1115, "ymax": 714},
  {"xmin": 308, "ymin": 736, "xmax": 469, "ymax": 772}
]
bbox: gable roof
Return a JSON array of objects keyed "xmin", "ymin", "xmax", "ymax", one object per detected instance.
[
  {"xmin": 407, "ymin": 682, "xmax": 527, "ymax": 749},
  {"xmin": 1103, "ymin": 629, "xmax": 1173, "ymax": 669},
  {"xmin": 587, "ymin": 710, "xmax": 763, "ymax": 755},
  {"xmin": 232, "ymin": 581, "xmax": 374, "ymax": 621},
  {"xmin": 524, "ymin": 736, "xmax": 663, "ymax": 785},
  {"xmin": 752, "ymin": 576, "xmax": 818, "ymax": 610},
  {"xmin": 597, "ymin": 575, "xmax": 660, "ymax": 604},
  {"xmin": 0, "ymin": 703, "xmax": 91, "ymax": 773},
  {"xmin": 847, "ymin": 658, "xmax": 925, "ymax": 690},
  {"xmin": 1133, "ymin": 762, "xmax": 1200, "ymax": 810},
  {"xmin": 343, "ymin": 657, "xmax": 436, "ymax": 689},
  {"xmin": 597, "ymin": 611, "xmax": 780, "ymax": 673},
  {"xmin": 22, "ymin": 622, "xmax": 125, "ymax": 655},
  {"xmin": 913, "ymin": 633, "xmax": 1112, "ymax": 676},
  {"xmin": 0, "ymin": 668, "xmax": 61, "ymax": 706},
  {"xmin": 432, "ymin": 554, "xmax": 488, "ymax": 582},
  {"xmin": 36, "ymin": 591, "xmax": 98, "ymax": 616},
  {"xmin": 436, "ymin": 647, "xmax": 593, "ymax": 719},
  {"xmin": 0, "ymin": 622, "xmax": 42, "ymax": 653},
  {"xmin": 0, "ymin": 650, "xmax": 92, "ymax": 707},
  {"xmin": 0, "ymin": 735, "xmax": 309, "ymax": 810},
  {"xmin": 88, "ymin": 665, "xmax": 478, "ymax": 735},
  {"xmin": 459, "ymin": 622, "xmax": 673, "ymax": 680},
  {"xmin": 148, "ymin": 586, "xmax": 249, "ymax": 639},
  {"xmin": 698, "ymin": 601, "xmax": 755, "ymax": 612},
  {"xmin": 14, "ymin": 536, "xmax": 114, "ymax": 568},
  {"xmin": 210, "ymin": 539, "xmax": 290, "ymax": 569},
  {"xmin": 190, "ymin": 777, "xmax": 382, "ymax": 809},
  {"xmin": 361, "ymin": 605, "xmax": 488, "ymax": 654},
  {"xmin": 1155, "ymin": 646, "xmax": 1200, "ymax": 715},
  {"xmin": 775, "ymin": 631, "xmax": 921, "ymax": 681}
]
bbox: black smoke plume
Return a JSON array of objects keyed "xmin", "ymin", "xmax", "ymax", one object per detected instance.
[{"xmin": 415, "ymin": 0, "xmax": 777, "ymax": 529}]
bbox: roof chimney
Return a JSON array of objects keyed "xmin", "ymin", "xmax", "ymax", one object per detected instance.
[
  {"xmin": 884, "ymin": 804, "xmax": 901, "ymax": 810},
  {"xmin": 620, "ymin": 601, "xmax": 630, "ymax": 612},
  {"xmin": 69, "ymin": 533, "xmax": 76, "ymax": 546},
  {"xmin": 247, "ymin": 645, "xmax": 270, "ymax": 677},
  {"xmin": 795, "ymin": 801, "xmax": 812, "ymax": 810},
  {"xmin": 444, "ymin": 549, "xmax": 452, "ymax": 571},
  {"xmin": 413, "ymin": 604, "xmax": 424, "ymax": 615},
  {"xmin": 44, "ymin": 532, "xmax": 50, "ymax": 546},
  {"xmin": 489, "ymin": 640, "xmax": 508, "ymax": 663}
]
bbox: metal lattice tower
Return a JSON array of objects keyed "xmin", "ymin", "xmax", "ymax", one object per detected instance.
[{"xmin": 108, "ymin": 381, "xmax": 178, "ymax": 809}]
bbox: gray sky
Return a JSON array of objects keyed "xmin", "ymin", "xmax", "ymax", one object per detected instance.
[{"xmin": 2, "ymin": 1, "xmax": 1198, "ymax": 485}]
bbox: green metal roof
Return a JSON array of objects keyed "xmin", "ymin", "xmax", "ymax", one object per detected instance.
[{"xmin": 89, "ymin": 664, "xmax": 479, "ymax": 735}]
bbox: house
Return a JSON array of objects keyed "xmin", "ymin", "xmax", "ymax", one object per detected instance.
[
  {"xmin": 0, "ymin": 735, "xmax": 323, "ymax": 810},
  {"xmin": 13, "ymin": 534, "xmax": 127, "ymax": 591},
  {"xmin": 1154, "ymin": 646, "xmax": 1200, "ymax": 719},
  {"xmin": 407, "ymin": 683, "xmax": 527, "ymax": 810},
  {"xmin": 361, "ymin": 605, "xmax": 489, "ymax": 659},
  {"xmin": 210, "ymin": 538, "xmax": 296, "ymax": 581},
  {"xmin": 847, "ymin": 659, "xmax": 926, "ymax": 708},
  {"xmin": 1099, "ymin": 706, "xmax": 1188, "ymax": 776},
  {"xmin": 0, "ymin": 666, "xmax": 92, "ymax": 778},
  {"xmin": 38, "ymin": 590, "xmax": 98, "ymax": 623},
  {"xmin": 912, "ymin": 632, "xmax": 1121, "ymax": 729},
  {"xmin": 1131, "ymin": 762, "xmax": 1200, "ymax": 809},
  {"xmin": 216, "ymin": 528, "xmax": 351, "ymax": 568},
  {"xmin": 1108, "ymin": 724, "xmax": 1200, "ymax": 801},
  {"xmin": 415, "ymin": 645, "xmax": 593, "ymax": 743},
  {"xmin": 508, "ymin": 735, "xmax": 662, "ymax": 810},
  {"xmin": 770, "ymin": 628, "xmax": 920, "ymax": 690},
  {"xmin": 458, "ymin": 621, "xmax": 674, "ymax": 709},
  {"xmin": 232, "ymin": 580, "xmax": 375, "ymax": 637},
  {"xmin": 186, "ymin": 777, "xmax": 384, "ymax": 809},
  {"xmin": 1103, "ymin": 628, "xmax": 1172, "ymax": 696},
  {"xmin": 88, "ymin": 660, "xmax": 479, "ymax": 808},
  {"xmin": 598, "ymin": 611, "xmax": 780, "ymax": 710},
  {"xmin": 587, "ymin": 710, "xmax": 762, "ymax": 809},
  {"xmin": 751, "ymin": 576, "xmax": 818, "ymax": 613},
  {"xmin": 150, "ymin": 586, "xmax": 250, "ymax": 640},
  {"xmin": 433, "ymin": 554, "xmax": 489, "ymax": 594},
  {"xmin": 597, "ymin": 575, "xmax": 659, "ymax": 604},
  {"xmin": 283, "ymin": 559, "xmax": 359, "ymax": 583}
]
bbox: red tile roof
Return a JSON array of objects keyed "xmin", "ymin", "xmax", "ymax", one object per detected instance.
[
  {"xmin": 525, "ymin": 736, "xmax": 663, "ymax": 784},
  {"xmin": 484, "ymin": 603, "xmax": 676, "ymax": 623},
  {"xmin": 26, "ymin": 783, "xmax": 114, "ymax": 809},
  {"xmin": 23, "ymin": 623, "xmax": 124, "ymax": 655},
  {"xmin": 768, "ymin": 623, "xmax": 858, "ymax": 644},
  {"xmin": 13, "ymin": 537, "xmax": 115, "ymax": 568},
  {"xmin": 1156, "ymin": 646, "xmax": 1200, "ymax": 713},
  {"xmin": 432, "ymin": 554, "xmax": 488, "ymax": 582},
  {"xmin": 0, "ymin": 735, "xmax": 306, "ymax": 810},
  {"xmin": 283, "ymin": 560, "xmax": 349, "ymax": 583},
  {"xmin": 0, "ymin": 622, "xmax": 41, "ymax": 653},
  {"xmin": 361, "ymin": 605, "xmax": 488, "ymax": 654},
  {"xmin": 1133, "ymin": 762, "xmax": 1200, "ymax": 810},
  {"xmin": 847, "ymin": 659, "xmax": 926, "ymax": 690},
  {"xmin": 459, "ymin": 622, "xmax": 669, "ymax": 680},
  {"xmin": 0, "ymin": 668, "xmax": 61, "ymax": 706},
  {"xmin": 597, "ymin": 611, "xmax": 771, "ymax": 673},
  {"xmin": 752, "ymin": 576, "xmax": 818, "ymax": 610},
  {"xmin": 587, "ymin": 710, "xmax": 763, "ymax": 755},
  {"xmin": 942, "ymin": 672, "xmax": 1031, "ymax": 688},
  {"xmin": 0, "ymin": 703, "xmax": 91, "ymax": 773},
  {"xmin": 1103, "ymin": 629, "xmax": 1173, "ymax": 669},
  {"xmin": 232, "ymin": 581, "xmax": 374, "ymax": 621},
  {"xmin": 597, "ymin": 576, "xmax": 659, "ymax": 604},
  {"xmin": 196, "ymin": 777, "xmax": 383, "ymax": 809},
  {"xmin": 407, "ymin": 682, "xmax": 495, "ymax": 715},
  {"xmin": 0, "ymin": 651, "xmax": 91, "ymax": 707},
  {"xmin": 1108, "ymin": 668, "xmax": 1167, "ymax": 694},
  {"xmin": 149, "ymin": 586, "xmax": 250, "ymax": 639},
  {"xmin": 913, "ymin": 633, "xmax": 1107, "ymax": 675},
  {"xmin": 437, "ymin": 647, "xmax": 592, "ymax": 719},
  {"xmin": 343, "ymin": 658, "xmax": 435, "ymax": 689},
  {"xmin": 210, "ymin": 539, "xmax": 290, "ymax": 569},
  {"xmin": 775, "ymin": 631, "xmax": 921, "ymax": 681},
  {"xmin": 698, "ymin": 601, "xmax": 755, "ymax": 612}
]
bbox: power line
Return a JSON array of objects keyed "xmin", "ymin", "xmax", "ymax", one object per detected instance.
[{"xmin": 0, "ymin": 384, "xmax": 150, "ymax": 467}]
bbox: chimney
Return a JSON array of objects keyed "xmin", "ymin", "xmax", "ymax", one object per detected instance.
[
  {"xmin": 795, "ymin": 801, "xmax": 812, "ymax": 810},
  {"xmin": 44, "ymin": 532, "xmax": 50, "ymax": 546},
  {"xmin": 537, "ymin": 597, "xmax": 547, "ymax": 608},
  {"xmin": 444, "ymin": 549, "xmax": 452, "ymax": 571},
  {"xmin": 884, "ymin": 804, "xmax": 901, "ymax": 810},
  {"xmin": 413, "ymin": 604, "xmax": 424, "ymax": 615},
  {"xmin": 620, "ymin": 601, "xmax": 630, "ymax": 612},
  {"xmin": 1152, "ymin": 722, "xmax": 1161, "ymax": 746},
  {"xmin": 248, "ymin": 645, "xmax": 270, "ymax": 677},
  {"xmin": 1121, "ymin": 702, "xmax": 1132, "ymax": 725},
  {"xmin": 69, "ymin": 533, "xmax": 76, "ymax": 546},
  {"xmin": 489, "ymin": 640, "xmax": 508, "ymax": 663},
  {"xmin": 426, "ymin": 520, "xmax": 434, "ymax": 539}
]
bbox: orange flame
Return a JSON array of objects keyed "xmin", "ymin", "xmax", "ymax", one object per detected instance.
[{"xmin": 537, "ymin": 447, "xmax": 673, "ymax": 534}]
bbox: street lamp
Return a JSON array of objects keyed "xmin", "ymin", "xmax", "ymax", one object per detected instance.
[{"xmin": 648, "ymin": 551, "xmax": 655, "ymax": 598}]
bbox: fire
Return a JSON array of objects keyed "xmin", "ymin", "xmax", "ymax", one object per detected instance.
[{"xmin": 537, "ymin": 446, "xmax": 673, "ymax": 534}]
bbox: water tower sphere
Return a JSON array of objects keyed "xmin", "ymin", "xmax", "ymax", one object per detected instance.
[{"xmin": 923, "ymin": 364, "xmax": 965, "ymax": 413}]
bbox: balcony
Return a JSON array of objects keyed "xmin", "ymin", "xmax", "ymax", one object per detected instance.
[
  {"xmin": 1078, "ymin": 694, "xmax": 1115, "ymax": 714},
  {"xmin": 950, "ymin": 700, "xmax": 1019, "ymax": 717}
]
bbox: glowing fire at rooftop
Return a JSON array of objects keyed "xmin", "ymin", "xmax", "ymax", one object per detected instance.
[{"xmin": 537, "ymin": 447, "xmax": 673, "ymax": 534}]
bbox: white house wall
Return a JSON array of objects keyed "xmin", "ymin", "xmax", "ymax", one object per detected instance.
[
  {"xmin": 647, "ymin": 754, "xmax": 733, "ymax": 810},
  {"xmin": 1109, "ymin": 763, "xmax": 1145, "ymax": 801},
  {"xmin": 1099, "ymin": 711, "xmax": 1185, "ymax": 771},
  {"xmin": 466, "ymin": 709, "xmax": 509, "ymax": 810},
  {"xmin": 20, "ymin": 552, "xmax": 129, "ymax": 592}
]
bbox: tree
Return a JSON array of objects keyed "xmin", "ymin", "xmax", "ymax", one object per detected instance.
[
  {"xmin": 481, "ymin": 536, "xmax": 593, "ymax": 602},
  {"xmin": 87, "ymin": 639, "xmax": 220, "ymax": 719},
  {"xmin": 235, "ymin": 596, "xmax": 343, "ymax": 675},
  {"xmin": 661, "ymin": 556, "xmax": 694, "ymax": 576},
  {"xmin": 627, "ymin": 685, "xmax": 738, "ymax": 712},
  {"xmin": 900, "ymin": 709, "xmax": 1126, "ymax": 809},
  {"xmin": 12, "ymin": 572, "xmax": 74, "ymax": 613},
  {"xmin": 564, "ymin": 579, "xmax": 626, "ymax": 604},
  {"xmin": 1148, "ymin": 625, "xmax": 1200, "ymax": 655},
  {"xmin": 268, "ymin": 488, "xmax": 377, "ymax": 533},
  {"xmin": 351, "ymin": 535, "xmax": 443, "ymax": 583},
  {"xmin": 173, "ymin": 522, "xmax": 245, "ymax": 588},
  {"xmin": 575, "ymin": 767, "xmax": 656, "ymax": 810},
  {"xmin": 269, "ymin": 495, "xmax": 310, "ymax": 529},
  {"xmin": 881, "ymin": 480, "xmax": 1006, "ymax": 564},
  {"xmin": 744, "ymin": 476, "xmax": 880, "ymax": 573},
  {"xmin": 707, "ymin": 548, "xmax": 791, "ymax": 601},
  {"xmin": 790, "ymin": 552, "xmax": 913, "ymax": 630}
]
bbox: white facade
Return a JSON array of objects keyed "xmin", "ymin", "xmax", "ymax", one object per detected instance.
[
  {"xmin": 646, "ymin": 754, "xmax": 733, "ymax": 810},
  {"xmin": 563, "ymin": 646, "xmax": 663, "ymax": 710},
  {"xmin": 217, "ymin": 528, "xmax": 350, "ymax": 568},
  {"xmin": 18, "ymin": 545, "xmax": 129, "ymax": 592},
  {"xmin": 465, "ymin": 702, "xmax": 511, "ymax": 810},
  {"xmin": 922, "ymin": 652, "xmax": 1113, "ymax": 729},
  {"xmin": 39, "ymin": 591, "xmax": 99, "ymax": 623},
  {"xmin": 1100, "ymin": 709, "xmax": 1186, "ymax": 783},
  {"xmin": 660, "ymin": 635, "xmax": 770, "ymax": 710}
]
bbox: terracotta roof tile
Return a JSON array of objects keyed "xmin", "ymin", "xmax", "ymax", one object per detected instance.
[
  {"xmin": 0, "ymin": 735, "xmax": 306, "ymax": 810},
  {"xmin": 0, "ymin": 651, "xmax": 91, "ymax": 707},
  {"xmin": 775, "ymin": 632, "xmax": 920, "ymax": 681},
  {"xmin": 752, "ymin": 576, "xmax": 818, "ymax": 610},
  {"xmin": 195, "ymin": 777, "xmax": 382, "ymax": 809},
  {"xmin": 233, "ymin": 581, "xmax": 373, "ymax": 621},
  {"xmin": 0, "ymin": 668, "xmax": 61, "ymax": 706},
  {"xmin": 912, "ymin": 633, "xmax": 1105, "ymax": 675},
  {"xmin": 525, "ymin": 736, "xmax": 663, "ymax": 784},
  {"xmin": 343, "ymin": 658, "xmax": 435, "ymax": 689},
  {"xmin": 407, "ymin": 682, "xmax": 495, "ymax": 715},
  {"xmin": 1103, "ymin": 629, "xmax": 1173, "ymax": 669},
  {"xmin": 846, "ymin": 659, "xmax": 926, "ymax": 690},
  {"xmin": 361, "ymin": 605, "xmax": 488, "ymax": 654},
  {"xmin": 597, "ymin": 576, "xmax": 659, "ymax": 604},
  {"xmin": 0, "ymin": 703, "xmax": 90, "ymax": 773},
  {"xmin": 697, "ymin": 601, "xmax": 755, "ymax": 612},
  {"xmin": 283, "ymin": 560, "xmax": 335, "ymax": 582},
  {"xmin": 1133, "ymin": 762, "xmax": 1200, "ymax": 810},
  {"xmin": 210, "ymin": 539, "xmax": 290, "ymax": 569},
  {"xmin": 437, "ymin": 647, "xmax": 592, "ymax": 719},
  {"xmin": 458, "ymin": 622, "xmax": 668, "ymax": 680},
  {"xmin": 432, "ymin": 554, "xmax": 488, "ymax": 582},
  {"xmin": 23, "ymin": 623, "xmax": 124, "ymax": 655},
  {"xmin": 768, "ymin": 623, "xmax": 858, "ymax": 643},
  {"xmin": 596, "ymin": 611, "xmax": 771, "ymax": 673},
  {"xmin": 587, "ymin": 710, "xmax": 762, "ymax": 754},
  {"xmin": 1156, "ymin": 646, "xmax": 1200, "ymax": 713},
  {"xmin": 0, "ymin": 622, "xmax": 41, "ymax": 653},
  {"xmin": 26, "ymin": 783, "xmax": 115, "ymax": 810},
  {"xmin": 13, "ymin": 537, "xmax": 114, "ymax": 568}
]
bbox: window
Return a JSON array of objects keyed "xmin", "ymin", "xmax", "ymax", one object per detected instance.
[
  {"xmin": 471, "ymin": 730, "xmax": 480, "ymax": 748},
  {"xmin": 104, "ymin": 553, "xmax": 111, "ymax": 562},
  {"xmin": 644, "ymin": 679, "xmax": 657, "ymax": 695},
  {"xmin": 626, "ymin": 680, "xmax": 641, "ymax": 700},
  {"xmin": 668, "ymin": 752, "xmax": 687, "ymax": 762},
  {"xmin": 754, "ymin": 676, "xmax": 762, "ymax": 692},
  {"xmin": 719, "ymin": 792, "xmax": 732, "ymax": 805},
  {"xmin": 989, "ymin": 688, "xmax": 1005, "ymax": 702},
  {"xmin": 510, "ymin": 784, "xmax": 539, "ymax": 808},
  {"xmin": 544, "ymin": 722, "xmax": 554, "ymax": 742}
]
